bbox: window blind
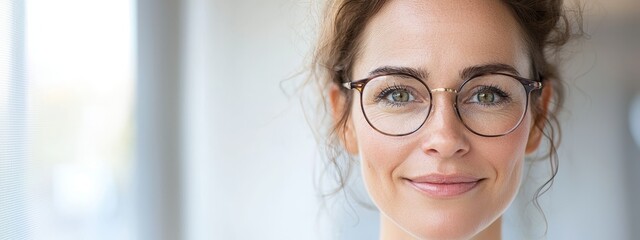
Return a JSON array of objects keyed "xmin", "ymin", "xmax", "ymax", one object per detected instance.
[{"xmin": 0, "ymin": 0, "xmax": 28, "ymax": 239}]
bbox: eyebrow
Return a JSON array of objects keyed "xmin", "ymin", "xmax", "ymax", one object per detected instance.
[
  {"xmin": 368, "ymin": 66, "xmax": 428, "ymax": 80},
  {"xmin": 366, "ymin": 63, "xmax": 520, "ymax": 82},
  {"xmin": 460, "ymin": 63, "xmax": 520, "ymax": 80}
]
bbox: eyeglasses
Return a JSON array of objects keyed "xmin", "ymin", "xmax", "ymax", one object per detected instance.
[{"xmin": 342, "ymin": 72, "xmax": 543, "ymax": 137}]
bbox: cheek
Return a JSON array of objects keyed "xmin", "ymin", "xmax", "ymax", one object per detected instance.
[
  {"xmin": 350, "ymin": 104, "xmax": 409, "ymax": 207},
  {"xmin": 480, "ymin": 117, "xmax": 531, "ymax": 209}
]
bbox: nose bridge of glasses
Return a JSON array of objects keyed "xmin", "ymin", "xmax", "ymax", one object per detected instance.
[
  {"xmin": 430, "ymin": 88, "xmax": 458, "ymax": 94},
  {"xmin": 430, "ymin": 88, "xmax": 459, "ymax": 104},
  {"xmin": 428, "ymin": 87, "xmax": 459, "ymax": 118}
]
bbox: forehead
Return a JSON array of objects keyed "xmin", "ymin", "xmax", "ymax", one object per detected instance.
[{"xmin": 355, "ymin": 0, "xmax": 530, "ymax": 82}]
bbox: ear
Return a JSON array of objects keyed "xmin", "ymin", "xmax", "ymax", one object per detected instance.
[
  {"xmin": 329, "ymin": 85, "xmax": 359, "ymax": 155},
  {"xmin": 525, "ymin": 82, "xmax": 553, "ymax": 154}
]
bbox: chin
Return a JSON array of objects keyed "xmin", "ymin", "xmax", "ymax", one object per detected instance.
[
  {"xmin": 410, "ymin": 226, "xmax": 487, "ymax": 240},
  {"xmin": 410, "ymin": 217, "xmax": 492, "ymax": 240},
  {"xmin": 382, "ymin": 201, "xmax": 500, "ymax": 240}
]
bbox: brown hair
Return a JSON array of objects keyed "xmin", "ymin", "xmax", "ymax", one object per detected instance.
[{"xmin": 309, "ymin": 0, "xmax": 583, "ymax": 224}]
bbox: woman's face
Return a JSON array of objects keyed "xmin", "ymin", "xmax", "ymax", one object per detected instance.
[{"xmin": 344, "ymin": 0, "xmax": 540, "ymax": 239}]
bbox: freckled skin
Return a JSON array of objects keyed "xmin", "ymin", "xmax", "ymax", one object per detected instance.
[{"xmin": 342, "ymin": 1, "xmax": 541, "ymax": 239}]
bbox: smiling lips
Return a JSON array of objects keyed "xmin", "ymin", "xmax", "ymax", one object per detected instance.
[{"xmin": 406, "ymin": 174, "xmax": 485, "ymax": 198}]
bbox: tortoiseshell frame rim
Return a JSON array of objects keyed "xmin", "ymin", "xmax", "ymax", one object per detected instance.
[{"xmin": 342, "ymin": 72, "xmax": 543, "ymax": 137}]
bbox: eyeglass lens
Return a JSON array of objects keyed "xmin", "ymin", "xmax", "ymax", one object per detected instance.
[{"xmin": 360, "ymin": 74, "xmax": 528, "ymax": 136}]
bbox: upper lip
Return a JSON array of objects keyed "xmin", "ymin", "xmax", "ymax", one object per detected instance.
[{"xmin": 407, "ymin": 174, "xmax": 484, "ymax": 184}]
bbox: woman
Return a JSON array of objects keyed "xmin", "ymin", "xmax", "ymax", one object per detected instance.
[{"xmin": 310, "ymin": 0, "xmax": 582, "ymax": 239}]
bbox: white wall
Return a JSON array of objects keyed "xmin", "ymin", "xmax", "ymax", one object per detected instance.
[
  {"xmin": 179, "ymin": 0, "xmax": 325, "ymax": 239},
  {"xmin": 504, "ymin": 12, "xmax": 639, "ymax": 238}
]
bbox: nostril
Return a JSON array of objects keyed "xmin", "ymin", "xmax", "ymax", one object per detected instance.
[
  {"xmin": 419, "ymin": 113, "xmax": 471, "ymax": 159},
  {"xmin": 425, "ymin": 148, "xmax": 439, "ymax": 155},
  {"xmin": 455, "ymin": 147, "xmax": 469, "ymax": 156}
]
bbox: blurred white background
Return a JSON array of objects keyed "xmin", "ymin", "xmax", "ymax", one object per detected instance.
[{"xmin": 0, "ymin": 0, "xmax": 638, "ymax": 239}]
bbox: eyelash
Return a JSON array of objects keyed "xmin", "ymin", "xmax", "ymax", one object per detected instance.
[
  {"xmin": 469, "ymin": 85, "xmax": 511, "ymax": 105},
  {"xmin": 375, "ymin": 84, "xmax": 414, "ymax": 106},
  {"xmin": 372, "ymin": 83, "xmax": 511, "ymax": 107}
]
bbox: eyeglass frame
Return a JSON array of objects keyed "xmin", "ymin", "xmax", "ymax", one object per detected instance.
[{"xmin": 341, "ymin": 71, "xmax": 543, "ymax": 137}]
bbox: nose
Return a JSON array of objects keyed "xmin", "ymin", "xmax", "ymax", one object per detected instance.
[{"xmin": 419, "ymin": 91, "xmax": 470, "ymax": 159}]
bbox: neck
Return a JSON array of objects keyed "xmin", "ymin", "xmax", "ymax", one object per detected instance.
[
  {"xmin": 472, "ymin": 217, "xmax": 501, "ymax": 240},
  {"xmin": 379, "ymin": 216, "xmax": 502, "ymax": 240}
]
